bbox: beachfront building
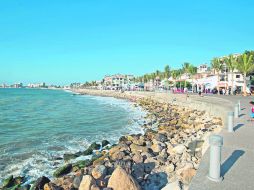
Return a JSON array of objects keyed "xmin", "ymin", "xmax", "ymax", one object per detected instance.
[
  {"xmin": 12, "ymin": 83, "xmax": 23, "ymax": 88},
  {"xmin": 197, "ymin": 64, "xmax": 210, "ymax": 74},
  {"xmin": 102, "ymin": 74, "xmax": 134, "ymax": 90},
  {"xmin": 28, "ymin": 82, "xmax": 46, "ymax": 88},
  {"xmin": 144, "ymin": 79, "xmax": 154, "ymax": 91}
]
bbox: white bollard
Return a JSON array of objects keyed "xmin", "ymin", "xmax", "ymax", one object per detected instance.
[
  {"xmin": 234, "ymin": 104, "xmax": 239, "ymax": 118},
  {"xmin": 207, "ymin": 135, "xmax": 223, "ymax": 182},
  {"xmin": 238, "ymin": 100, "xmax": 241, "ymax": 113},
  {"xmin": 228, "ymin": 112, "xmax": 234, "ymax": 132}
]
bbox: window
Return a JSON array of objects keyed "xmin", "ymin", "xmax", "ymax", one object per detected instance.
[{"xmin": 236, "ymin": 75, "xmax": 240, "ymax": 79}]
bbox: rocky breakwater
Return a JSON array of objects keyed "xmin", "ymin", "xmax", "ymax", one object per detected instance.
[{"xmin": 0, "ymin": 98, "xmax": 223, "ymax": 190}]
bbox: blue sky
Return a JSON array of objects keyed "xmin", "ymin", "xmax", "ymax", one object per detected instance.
[{"xmin": 0, "ymin": 0, "xmax": 254, "ymax": 85}]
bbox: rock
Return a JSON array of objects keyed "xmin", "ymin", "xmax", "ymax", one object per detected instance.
[
  {"xmin": 89, "ymin": 142, "xmax": 101, "ymax": 150},
  {"xmin": 151, "ymin": 143, "xmax": 163, "ymax": 153},
  {"xmin": 130, "ymin": 144, "xmax": 148, "ymax": 153},
  {"xmin": 180, "ymin": 168, "xmax": 196, "ymax": 185},
  {"xmin": 155, "ymin": 133, "xmax": 167, "ymax": 142},
  {"xmin": 165, "ymin": 163, "xmax": 175, "ymax": 173},
  {"xmin": 161, "ymin": 180, "xmax": 181, "ymax": 190},
  {"xmin": 102, "ymin": 140, "xmax": 110, "ymax": 147},
  {"xmin": 53, "ymin": 164, "xmax": 72, "ymax": 178},
  {"xmin": 188, "ymin": 140, "xmax": 204, "ymax": 156},
  {"xmin": 92, "ymin": 165, "xmax": 107, "ymax": 179},
  {"xmin": 173, "ymin": 144, "xmax": 186, "ymax": 154},
  {"xmin": 32, "ymin": 176, "xmax": 50, "ymax": 190},
  {"xmin": 142, "ymin": 172, "xmax": 168, "ymax": 190},
  {"xmin": 63, "ymin": 153, "xmax": 80, "ymax": 162},
  {"xmin": 44, "ymin": 183, "xmax": 63, "ymax": 190},
  {"xmin": 73, "ymin": 176, "xmax": 83, "ymax": 189},
  {"xmin": 132, "ymin": 163, "xmax": 145, "ymax": 182},
  {"xmin": 19, "ymin": 184, "xmax": 31, "ymax": 190},
  {"xmin": 2, "ymin": 175, "xmax": 14, "ymax": 188},
  {"xmin": 73, "ymin": 160, "xmax": 92, "ymax": 169},
  {"xmin": 107, "ymin": 166, "xmax": 141, "ymax": 190},
  {"xmin": 82, "ymin": 142, "xmax": 101, "ymax": 156},
  {"xmin": 111, "ymin": 151, "xmax": 125, "ymax": 161},
  {"xmin": 132, "ymin": 152, "xmax": 143, "ymax": 163},
  {"xmin": 114, "ymin": 160, "xmax": 132, "ymax": 174},
  {"xmin": 51, "ymin": 176, "xmax": 73, "ymax": 190},
  {"xmin": 91, "ymin": 184, "xmax": 100, "ymax": 190},
  {"xmin": 79, "ymin": 175, "xmax": 97, "ymax": 190},
  {"xmin": 82, "ymin": 148, "xmax": 93, "ymax": 156}
]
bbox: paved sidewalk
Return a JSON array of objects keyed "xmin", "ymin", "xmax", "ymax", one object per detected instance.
[{"xmin": 189, "ymin": 96, "xmax": 254, "ymax": 190}]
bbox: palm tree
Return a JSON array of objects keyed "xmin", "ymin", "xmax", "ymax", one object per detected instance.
[
  {"xmin": 224, "ymin": 55, "xmax": 237, "ymax": 93},
  {"xmin": 182, "ymin": 62, "xmax": 190, "ymax": 88},
  {"xmin": 164, "ymin": 65, "xmax": 170, "ymax": 79},
  {"xmin": 188, "ymin": 65, "xmax": 197, "ymax": 92},
  {"xmin": 171, "ymin": 70, "xmax": 180, "ymax": 88},
  {"xmin": 235, "ymin": 53, "xmax": 254, "ymax": 95},
  {"xmin": 211, "ymin": 57, "xmax": 222, "ymax": 94}
]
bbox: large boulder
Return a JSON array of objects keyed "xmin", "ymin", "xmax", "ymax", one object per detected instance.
[
  {"xmin": 142, "ymin": 173, "xmax": 168, "ymax": 190},
  {"xmin": 53, "ymin": 164, "xmax": 72, "ymax": 178},
  {"xmin": 161, "ymin": 180, "xmax": 181, "ymax": 190},
  {"xmin": 132, "ymin": 152, "xmax": 143, "ymax": 163},
  {"xmin": 79, "ymin": 175, "xmax": 99, "ymax": 190},
  {"xmin": 179, "ymin": 168, "xmax": 196, "ymax": 185},
  {"xmin": 92, "ymin": 165, "xmax": 107, "ymax": 179},
  {"xmin": 32, "ymin": 176, "xmax": 50, "ymax": 190},
  {"xmin": 107, "ymin": 167, "xmax": 141, "ymax": 190},
  {"xmin": 2, "ymin": 175, "xmax": 14, "ymax": 188},
  {"xmin": 44, "ymin": 182, "xmax": 63, "ymax": 190},
  {"xmin": 73, "ymin": 176, "xmax": 83, "ymax": 189},
  {"xmin": 130, "ymin": 144, "xmax": 148, "ymax": 153},
  {"xmin": 82, "ymin": 142, "xmax": 101, "ymax": 156},
  {"xmin": 102, "ymin": 140, "xmax": 110, "ymax": 147},
  {"xmin": 173, "ymin": 144, "xmax": 186, "ymax": 155}
]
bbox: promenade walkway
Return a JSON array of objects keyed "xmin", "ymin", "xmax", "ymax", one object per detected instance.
[{"xmin": 189, "ymin": 95, "xmax": 254, "ymax": 190}]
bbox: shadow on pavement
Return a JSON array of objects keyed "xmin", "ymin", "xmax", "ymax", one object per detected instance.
[
  {"xmin": 221, "ymin": 150, "xmax": 245, "ymax": 177},
  {"xmin": 239, "ymin": 113, "xmax": 246, "ymax": 117},
  {"xmin": 234, "ymin": 124, "xmax": 244, "ymax": 131}
]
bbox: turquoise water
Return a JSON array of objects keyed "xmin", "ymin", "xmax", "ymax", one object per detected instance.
[{"xmin": 0, "ymin": 88, "xmax": 145, "ymax": 182}]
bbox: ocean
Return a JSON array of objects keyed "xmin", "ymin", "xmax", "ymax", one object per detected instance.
[{"xmin": 0, "ymin": 88, "xmax": 145, "ymax": 182}]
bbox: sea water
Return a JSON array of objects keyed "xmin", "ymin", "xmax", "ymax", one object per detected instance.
[{"xmin": 0, "ymin": 88, "xmax": 145, "ymax": 182}]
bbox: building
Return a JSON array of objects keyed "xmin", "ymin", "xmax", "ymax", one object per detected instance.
[
  {"xmin": 102, "ymin": 74, "xmax": 134, "ymax": 90},
  {"xmin": 13, "ymin": 83, "xmax": 23, "ymax": 88},
  {"xmin": 197, "ymin": 64, "xmax": 210, "ymax": 74},
  {"xmin": 28, "ymin": 82, "xmax": 47, "ymax": 88}
]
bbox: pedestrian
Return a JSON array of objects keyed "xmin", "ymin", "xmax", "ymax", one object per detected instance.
[{"xmin": 249, "ymin": 101, "xmax": 254, "ymax": 121}]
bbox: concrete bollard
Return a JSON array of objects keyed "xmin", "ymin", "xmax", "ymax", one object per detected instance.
[
  {"xmin": 207, "ymin": 135, "xmax": 223, "ymax": 182},
  {"xmin": 234, "ymin": 104, "xmax": 239, "ymax": 118},
  {"xmin": 228, "ymin": 112, "xmax": 234, "ymax": 132},
  {"xmin": 238, "ymin": 100, "xmax": 241, "ymax": 113}
]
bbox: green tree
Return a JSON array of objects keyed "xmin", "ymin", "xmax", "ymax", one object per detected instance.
[
  {"xmin": 182, "ymin": 62, "xmax": 190, "ymax": 88},
  {"xmin": 235, "ymin": 53, "xmax": 254, "ymax": 95},
  {"xmin": 164, "ymin": 65, "xmax": 170, "ymax": 79},
  {"xmin": 211, "ymin": 57, "xmax": 222, "ymax": 94},
  {"xmin": 224, "ymin": 54, "xmax": 237, "ymax": 91},
  {"xmin": 188, "ymin": 65, "xmax": 197, "ymax": 92}
]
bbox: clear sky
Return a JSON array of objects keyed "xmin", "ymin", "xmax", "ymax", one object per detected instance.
[{"xmin": 1, "ymin": 0, "xmax": 254, "ymax": 85}]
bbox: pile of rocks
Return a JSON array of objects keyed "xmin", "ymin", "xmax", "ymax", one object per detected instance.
[{"xmin": 1, "ymin": 98, "xmax": 222, "ymax": 190}]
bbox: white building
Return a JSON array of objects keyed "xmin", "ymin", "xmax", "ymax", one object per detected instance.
[
  {"xmin": 103, "ymin": 74, "xmax": 134, "ymax": 90},
  {"xmin": 197, "ymin": 64, "xmax": 210, "ymax": 74}
]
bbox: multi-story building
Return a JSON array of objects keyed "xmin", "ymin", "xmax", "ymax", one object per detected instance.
[
  {"xmin": 103, "ymin": 74, "xmax": 134, "ymax": 90},
  {"xmin": 197, "ymin": 64, "xmax": 210, "ymax": 74},
  {"xmin": 28, "ymin": 82, "xmax": 47, "ymax": 88}
]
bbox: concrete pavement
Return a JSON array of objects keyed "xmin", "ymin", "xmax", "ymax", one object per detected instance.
[{"xmin": 189, "ymin": 95, "xmax": 254, "ymax": 190}]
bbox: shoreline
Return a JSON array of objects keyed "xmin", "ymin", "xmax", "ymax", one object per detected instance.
[{"xmin": 1, "ymin": 89, "xmax": 223, "ymax": 190}]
